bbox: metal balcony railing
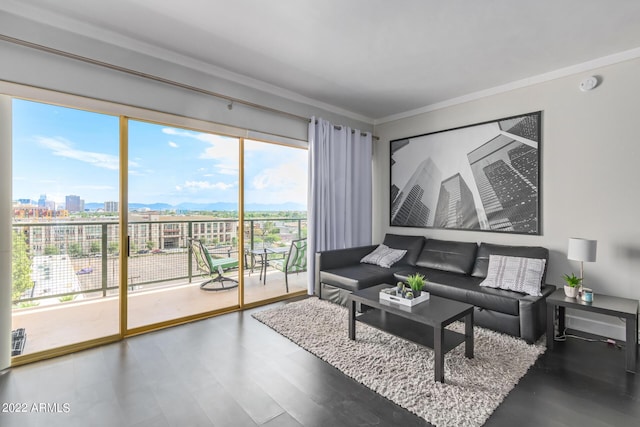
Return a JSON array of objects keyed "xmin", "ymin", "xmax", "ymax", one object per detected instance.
[{"xmin": 11, "ymin": 217, "xmax": 307, "ymax": 306}]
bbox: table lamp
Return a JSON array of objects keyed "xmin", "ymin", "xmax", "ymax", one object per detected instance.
[{"xmin": 567, "ymin": 237, "xmax": 597, "ymax": 297}]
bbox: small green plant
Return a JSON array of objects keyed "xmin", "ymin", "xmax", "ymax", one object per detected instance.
[
  {"xmin": 562, "ymin": 273, "xmax": 583, "ymax": 288},
  {"xmin": 15, "ymin": 301, "xmax": 40, "ymax": 309},
  {"xmin": 58, "ymin": 295, "xmax": 76, "ymax": 303},
  {"xmin": 406, "ymin": 273, "xmax": 426, "ymax": 292}
]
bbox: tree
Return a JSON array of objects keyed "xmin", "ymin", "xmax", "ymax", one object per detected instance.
[
  {"xmin": 263, "ymin": 234, "xmax": 281, "ymax": 244},
  {"xmin": 90, "ymin": 241, "xmax": 101, "ymax": 254},
  {"xmin": 44, "ymin": 245, "xmax": 60, "ymax": 255},
  {"xmin": 68, "ymin": 242, "xmax": 83, "ymax": 257},
  {"xmin": 146, "ymin": 240, "xmax": 154, "ymax": 250},
  {"xmin": 108, "ymin": 241, "xmax": 119, "ymax": 255},
  {"xmin": 12, "ymin": 231, "xmax": 33, "ymax": 301}
]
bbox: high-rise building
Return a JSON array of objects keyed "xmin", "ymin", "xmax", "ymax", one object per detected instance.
[
  {"xmin": 467, "ymin": 134, "xmax": 538, "ymax": 233},
  {"xmin": 391, "ymin": 158, "xmax": 442, "ymax": 227},
  {"xmin": 434, "ymin": 173, "xmax": 479, "ymax": 229},
  {"xmin": 65, "ymin": 195, "xmax": 84, "ymax": 213}
]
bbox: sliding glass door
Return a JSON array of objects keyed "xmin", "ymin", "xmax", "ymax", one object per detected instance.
[
  {"xmin": 126, "ymin": 120, "xmax": 240, "ymax": 330},
  {"xmin": 11, "ymin": 99, "xmax": 120, "ymax": 356},
  {"xmin": 8, "ymin": 94, "xmax": 307, "ymax": 362},
  {"xmin": 243, "ymin": 139, "xmax": 308, "ymax": 304}
]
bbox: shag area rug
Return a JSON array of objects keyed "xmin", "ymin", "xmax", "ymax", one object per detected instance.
[{"xmin": 252, "ymin": 297, "xmax": 545, "ymax": 427}]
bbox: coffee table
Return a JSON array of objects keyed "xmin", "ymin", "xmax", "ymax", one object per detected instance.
[{"xmin": 348, "ymin": 283, "xmax": 474, "ymax": 383}]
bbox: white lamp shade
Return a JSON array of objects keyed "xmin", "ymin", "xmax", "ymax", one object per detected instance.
[{"xmin": 567, "ymin": 238, "xmax": 597, "ymax": 262}]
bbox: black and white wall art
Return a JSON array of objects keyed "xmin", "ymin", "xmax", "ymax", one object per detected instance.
[{"xmin": 390, "ymin": 111, "xmax": 541, "ymax": 235}]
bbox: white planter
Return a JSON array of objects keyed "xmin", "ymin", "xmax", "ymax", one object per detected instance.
[{"xmin": 564, "ymin": 285, "xmax": 579, "ymax": 298}]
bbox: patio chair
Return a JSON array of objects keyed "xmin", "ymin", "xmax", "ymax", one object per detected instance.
[
  {"xmin": 190, "ymin": 239, "xmax": 239, "ymax": 291},
  {"xmin": 268, "ymin": 238, "xmax": 307, "ymax": 292}
]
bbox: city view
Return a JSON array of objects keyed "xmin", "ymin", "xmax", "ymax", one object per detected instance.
[{"xmin": 10, "ymin": 98, "xmax": 308, "ymax": 356}]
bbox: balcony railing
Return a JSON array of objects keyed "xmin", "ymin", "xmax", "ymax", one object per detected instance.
[{"xmin": 11, "ymin": 217, "xmax": 307, "ymax": 306}]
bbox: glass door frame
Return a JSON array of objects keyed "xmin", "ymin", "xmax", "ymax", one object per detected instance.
[{"xmin": 4, "ymin": 82, "xmax": 307, "ymax": 366}]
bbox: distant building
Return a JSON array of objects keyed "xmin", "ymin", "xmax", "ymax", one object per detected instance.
[
  {"xmin": 65, "ymin": 195, "xmax": 84, "ymax": 213},
  {"xmin": 38, "ymin": 194, "xmax": 56, "ymax": 210},
  {"xmin": 104, "ymin": 201, "xmax": 119, "ymax": 212}
]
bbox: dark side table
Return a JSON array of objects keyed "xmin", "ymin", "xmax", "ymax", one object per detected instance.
[{"xmin": 546, "ymin": 288, "xmax": 639, "ymax": 373}]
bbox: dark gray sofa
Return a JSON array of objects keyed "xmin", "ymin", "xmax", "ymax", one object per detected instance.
[{"xmin": 316, "ymin": 233, "xmax": 556, "ymax": 344}]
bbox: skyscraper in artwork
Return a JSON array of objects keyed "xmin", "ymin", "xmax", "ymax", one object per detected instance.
[
  {"xmin": 391, "ymin": 158, "xmax": 442, "ymax": 227},
  {"xmin": 467, "ymin": 133, "xmax": 538, "ymax": 233},
  {"xmin": 434, "ymin": 173, "xmax": 479, "ymax": 229}
]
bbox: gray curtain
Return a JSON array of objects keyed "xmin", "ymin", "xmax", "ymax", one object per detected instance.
[{"xmin": 307, "ymin": 117, "xmax": 373, "ymax": 295}]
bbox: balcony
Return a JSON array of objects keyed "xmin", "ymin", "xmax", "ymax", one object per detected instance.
[{"xmin": 11, "ymin": 218, "xmax": 308, "ymax": 358}]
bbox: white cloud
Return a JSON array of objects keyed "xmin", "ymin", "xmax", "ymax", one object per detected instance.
[
  {"xmin": 168, "ymin": 141, "xmax": 179, "ymax": 148},
  {"xmin": 250, "ymin": 161, "xmax": 307, "ymax": 204},
  {"xmin": 216, "ymin": 163, "xmax": 239, "ymax": 176},
  {"xmin": 161, "ymin": 127, "xmax": 238, "ymax": 161},
  {"xmin": 184, "ymin": 180, "xmax": 236, "ymax": 190},
  {"xmin": 37, "ymin": 136, "xmax": 119, "ymax": 170}
]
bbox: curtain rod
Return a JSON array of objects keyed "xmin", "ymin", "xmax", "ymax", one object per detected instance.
[
  {"xmin": 314, "ymin": 120, "xmax": 377, "ymax": 139},
  {"xmin": 0, "ymin": 33, "xmax": 312, "ymax": 122},
  {"xmin": 1, "ymin": 34, "xmax": 379, "ymax": 140}
]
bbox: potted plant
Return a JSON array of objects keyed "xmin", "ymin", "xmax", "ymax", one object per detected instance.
[
  {"xmin": 562, "ymin": 273, "xmax": 582, "ymax": 298},
  {"xmin": 406, "ymin": 273, "xmax": 426, "ymax": 297}
]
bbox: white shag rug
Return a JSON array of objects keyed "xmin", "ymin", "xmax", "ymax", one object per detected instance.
[{"xmin": 252, "ymin": 297, "xmax": 545, "ymax": 427}]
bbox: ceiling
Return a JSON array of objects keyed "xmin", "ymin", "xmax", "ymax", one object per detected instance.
[{"xmin": 3, "ymin": 0, "xmax": 640, "ymax": 123}]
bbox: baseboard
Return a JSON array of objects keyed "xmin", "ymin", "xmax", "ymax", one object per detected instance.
[{"xmin": 565, "ymin": 313, "xmax": 631, "ymax": 341}]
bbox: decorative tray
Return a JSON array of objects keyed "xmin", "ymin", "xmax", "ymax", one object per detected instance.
[{"xmin": 379, "ymin": 288, "xmax": 430, "ymax": 307}]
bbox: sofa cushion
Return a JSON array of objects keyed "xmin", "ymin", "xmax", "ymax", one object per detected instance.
[
  {"xmin": 394, "ymin": 267, "xmax": 520, "ymax": 315},
  {"xmin": 415, "ymin": 239, "xmax": 478, "ymax": 274},
  {"xmin": 480, "ymin": 255, "xmax": 546, "ymax": 297},
  {"xmin": 383, "ymin": 234, "xmax": 425, "ymax": 266},
  {"xmin": 320, "ymin": 264, "xmax": 398, "ymax": 293},
  {"xmin": 360, "ymin": 244, "xmax": 407, "ymax": 268},
  {"xmin": 471, "ymin": 243, "xmax": 549, "ymax": 283}
]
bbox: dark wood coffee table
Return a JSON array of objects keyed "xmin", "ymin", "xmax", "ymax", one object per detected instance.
[{"xmin": 348, "ymin": 283, "xmax": 474, "ymax": 383}]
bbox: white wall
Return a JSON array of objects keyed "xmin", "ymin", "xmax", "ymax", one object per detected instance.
[
  {"xmin": 373, "ymin": 57, "xmax": 640, "ymax": 339},
  {"xmin": 0, "ymin": 96, "xmax": 12, "ymax": 370}
]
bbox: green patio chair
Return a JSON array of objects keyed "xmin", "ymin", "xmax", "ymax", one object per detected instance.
[
  {"xmin": 268, "ymin": 238, "xmax": 307, "ymax": 292},
  {"xmin": 190, "ymin": 239, "xmax": 239, "ymax": 291}
]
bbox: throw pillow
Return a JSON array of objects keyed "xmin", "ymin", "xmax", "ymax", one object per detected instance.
[
  {"xmin": 360, "ymin": 244, "xmax": 407, "ymax": 269},
  {"xmin": 479, "ymin": 255, "xmax": 546, "ymax": 296}
]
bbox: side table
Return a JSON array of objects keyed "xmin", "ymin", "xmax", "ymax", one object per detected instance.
[{"xmin": 546, "ymin": 288, "xmax": 638, "ymax": 373}]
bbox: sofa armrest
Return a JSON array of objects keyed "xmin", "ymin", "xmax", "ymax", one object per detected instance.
[
  {"xmin": 519, "ymin": 284, "xmax": 557, "ymax": 344},
  {"xmin": 316, "ymin": 245, "xmax": 378, "ymax": 271},
  {"xmin": 315, "ymin": 245, "xmax": 378, "ymax": 298}
]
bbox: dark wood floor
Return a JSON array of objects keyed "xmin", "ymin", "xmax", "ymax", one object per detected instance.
[{"xmin": 1, "ymin": 300, "xmax": 639, "ymax": 427}]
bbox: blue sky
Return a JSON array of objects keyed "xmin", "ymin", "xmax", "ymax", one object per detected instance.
[{"xmin": 12, "ymin": 99, "xmax": 307, "ymax": 209}]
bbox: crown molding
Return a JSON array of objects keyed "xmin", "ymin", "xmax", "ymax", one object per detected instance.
[
  {"xmin": 374, "ymin": 46, "xmax": 640, "ymax": 125},
  {"xmin": 3, "ymin": 2, "xmax": 639, "ymax": 127}
]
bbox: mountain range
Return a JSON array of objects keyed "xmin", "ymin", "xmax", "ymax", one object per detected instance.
[{"xmin": 85, "ymin": 201, "xmax": 306, "ymax": 212}]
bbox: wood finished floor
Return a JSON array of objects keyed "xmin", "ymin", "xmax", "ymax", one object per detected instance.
[{"xmin": 1, "ymin": 299, "xmax": 639, "ymax": 427}]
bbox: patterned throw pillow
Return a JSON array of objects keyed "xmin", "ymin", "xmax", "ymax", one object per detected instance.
[
  {"xmin": 479, "ymin": 255, "xmax": 546, "ymax": 296},
  {"xmin": 360, "ymin": 244, "xmax": 407, "ymax": 269}
]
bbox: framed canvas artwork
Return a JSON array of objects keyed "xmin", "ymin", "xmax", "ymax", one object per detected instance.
[{"xmin": 390, "ymin": 111, "xmax": 541, "ymax": 235}]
